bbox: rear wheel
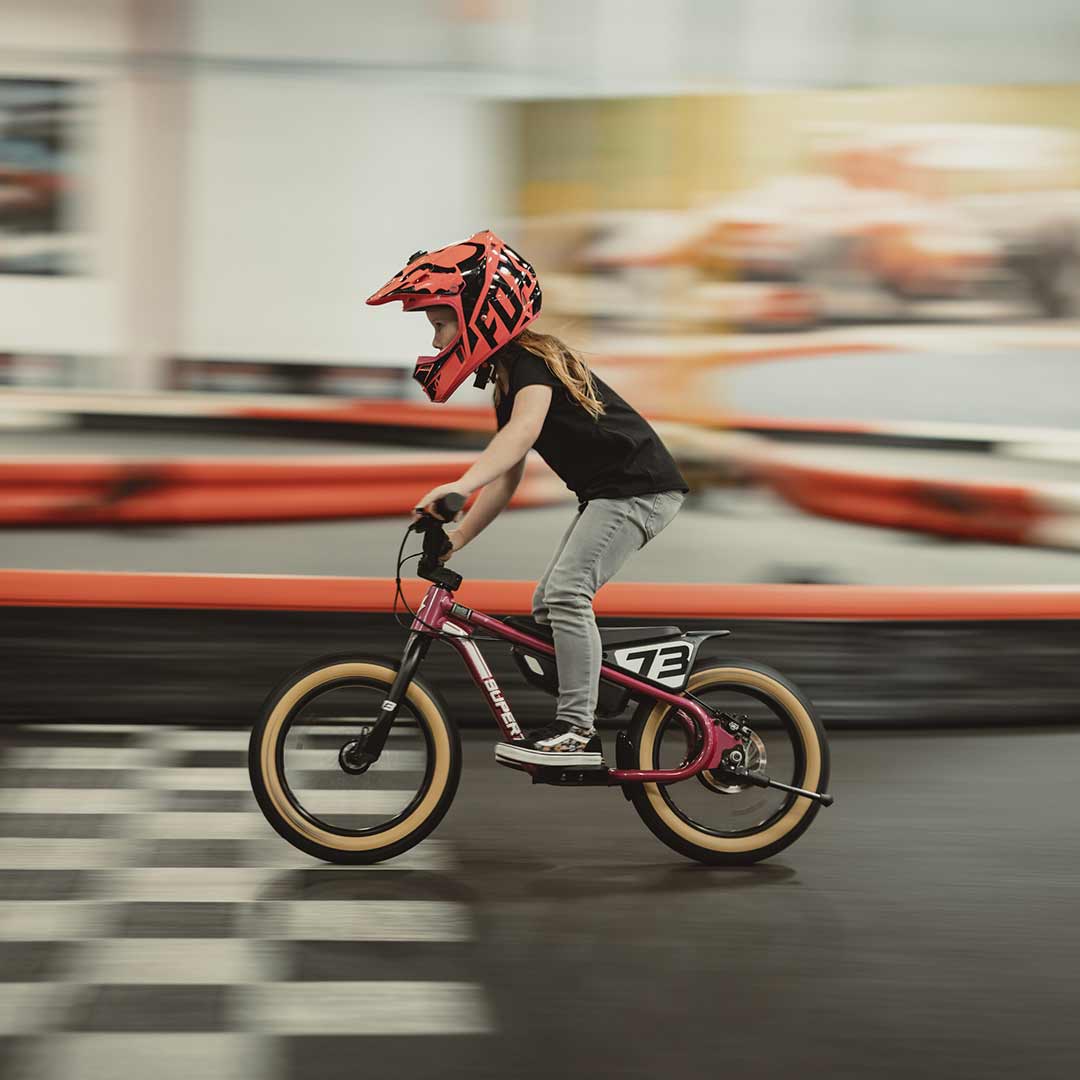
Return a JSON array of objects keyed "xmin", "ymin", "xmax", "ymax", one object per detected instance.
[
  {"xmin": 628, "ymin": 660, "xmax": 829, "ymax": 865},
  {"xmin": 249, "ymin": 656, "xmax": 461, "ymax": 864}
]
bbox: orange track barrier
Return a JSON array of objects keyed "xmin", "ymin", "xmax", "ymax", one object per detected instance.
[
  {"xmin": 227, "ymin": 397, "xmax": 884, "ymax": 439},
  {"xmin": 0, "ymin": 455, "xmax": 566, "ymax": 526},
  {"xmin": 3, "ymin": 569, "xmax": 1080, "ymax": 620},
  {"xmin": 749, "ymin": 456, "xmax": 1043, "ymax": 545},
  {"xmin": 235, "ymin": 400, "xmax": 496, "ymax": 431}
]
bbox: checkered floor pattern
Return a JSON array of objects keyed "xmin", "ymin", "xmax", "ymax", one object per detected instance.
[{"xmin": 0, "ymin": 724, "xmax": 492, "ymax": 1080}]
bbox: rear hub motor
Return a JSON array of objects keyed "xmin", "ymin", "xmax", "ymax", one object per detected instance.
[{"xmin": 699, "ymin": 729, "xmax": 767, "ymax": 794}]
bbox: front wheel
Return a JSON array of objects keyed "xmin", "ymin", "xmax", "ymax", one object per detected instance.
[
  {"xmin": 628, "ymin": 660, "xmax": 829, "ymax": 865},
  {"xmin": 249, "ymin": 655, "xmax": 461, "ymax": 864}
]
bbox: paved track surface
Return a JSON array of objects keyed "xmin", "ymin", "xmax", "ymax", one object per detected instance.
[
  {"xmin": 727, "ymin": 345, "xmax": 1080, "ymax": 429},
  {"xmin": 763, "ymin": 442, "xmax": 1080, "ymax": 484},
  {"xmin": 0, "ymin": 430, "xmax": 430, "ymax": 459},
  {"xmin": 0, "ymin": 723, "xmax": 1075, "ymax": 1079},
  {"xmin": 5, "ymin": 492, "xmax": 1080, "ymax": 586}
]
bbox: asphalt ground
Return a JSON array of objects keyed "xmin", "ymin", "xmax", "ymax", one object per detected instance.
[
  {"xmin": 756, "ymin": 442, "xmax": 1080, "ymax": 484},
  {"xmin": 448, "ymin": 726, "xmax": 1078, "ymax": 1080},
  {"xmin": 0, "ymin": 723, "xmax": 1075, "ymax": 1079},
  {"xmin": 724, "ymin": 344, "xmax": 1080, "ymax": 429},
  {"xmin": 5, "ymin": 490, "xmax": 1080, "ymax": 587},
  {"xmin": 0, "ymin": 429, "xmax": 431, "ymax": 459}
]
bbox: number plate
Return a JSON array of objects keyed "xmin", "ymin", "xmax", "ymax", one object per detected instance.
[{"xmin": 609, "ymin": 641, "xmax": 694, "ymax": 689}]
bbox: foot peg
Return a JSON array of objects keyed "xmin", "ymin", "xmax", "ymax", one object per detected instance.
[
  {"xmin": 532, "ymin": 765, "xmax": 610, "ymax": 786},
  {"xmin": 494, "ymin": 755, "xmax": 609, "ymax": 785}
]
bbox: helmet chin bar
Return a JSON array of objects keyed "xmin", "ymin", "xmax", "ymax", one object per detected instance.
[
  {"xmin": 412, "ymin": 359, "xmax": 440, "ymax": 401},
  {"xmin": 412, "ymin": 338, "xmax": 466, "ymax": 402}
]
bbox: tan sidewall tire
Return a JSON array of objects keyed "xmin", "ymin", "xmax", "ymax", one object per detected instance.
[
  {"xmin": 634, "ymin": 664, "xmax": 825, "ymax": 862},
  {"xmin": 251, "ymin": 660, "xmax": 458, "ymax": 861}
]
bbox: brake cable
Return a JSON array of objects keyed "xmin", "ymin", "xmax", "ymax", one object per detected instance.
[
  {"xmin": 392, "ymin": 526, "xmax": 441, "ymax": 633},
  {"xmin": 390, "ymin": 518, "xmax": 505, "ymax": 643}
]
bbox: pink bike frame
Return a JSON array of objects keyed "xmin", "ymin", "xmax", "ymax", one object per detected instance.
[{"xmin": 411, "ymin": 583, "xmax": 738, "ymax": 784}]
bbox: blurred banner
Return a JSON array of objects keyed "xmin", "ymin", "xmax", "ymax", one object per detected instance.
[
  {"xmin": 0, "ymin": 78, "xmax": 82, "ymax": 276},
  {"xmin": 0, "ymin": 350, "xmax": 101, "ymax": 388},
  {"xmin": 520, "ymin": 85, "xmax": 1080, "ymax": 337}
]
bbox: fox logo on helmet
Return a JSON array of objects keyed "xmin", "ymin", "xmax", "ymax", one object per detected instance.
[{"xmin": 366, "ymin": 230, "xmax": 542, "ymax": 403}]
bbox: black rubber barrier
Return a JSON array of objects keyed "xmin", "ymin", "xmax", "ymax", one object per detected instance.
[{"xmin": 4, "ymin": 606, "xmax": 1079, "ymax": 728}]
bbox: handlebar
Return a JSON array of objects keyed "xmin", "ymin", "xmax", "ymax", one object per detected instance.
[
  {"xmin": 409, "ymin": 492, "xmax": 466, "ymax": 590},
  {"xmin": 411, "ymin": 491, "xmax": 466, "ymax": 534}
]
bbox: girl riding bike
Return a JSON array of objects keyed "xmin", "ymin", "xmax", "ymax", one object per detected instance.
[
  {"xmin": 248, "ymin": 232, "xmax": 831, "ymax": 866},
  {"xmin": 368, "ymin": 230, "xmax": 689, "ymax": 769}
]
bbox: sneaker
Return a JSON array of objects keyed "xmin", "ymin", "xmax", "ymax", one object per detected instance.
[{"xmin": 495, "ymin": 721, "xmax": 604, "ymax": 769}]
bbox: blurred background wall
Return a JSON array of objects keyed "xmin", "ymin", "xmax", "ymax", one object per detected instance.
[
  {"xmin": 0, "ymin": 0, "xmax": 515, "ymax": 390},
  {"xmin": 3, "ymin": 0, "xmax": 1080, "ymax": 392}
]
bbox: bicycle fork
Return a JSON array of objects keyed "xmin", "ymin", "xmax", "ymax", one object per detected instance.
[{"xmin": 340, "ymin": 632, "xmax": 431, "ymax": 771}]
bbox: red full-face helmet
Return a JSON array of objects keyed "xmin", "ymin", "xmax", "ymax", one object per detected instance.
[{"xmin": 366, "ymin": 229, "xmax": 542, "ymax": 402}]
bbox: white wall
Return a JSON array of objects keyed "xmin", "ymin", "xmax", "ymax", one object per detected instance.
[
  {"xmin": 179, "ymin": 0, "xmax": 516, "ymax": 366},
  {"xmin": 189, "ymin": 0, "xmax": 448, "ymax": 69},
  {"xmin": 0, "ymin": 0, "xmax": 131, "ymax": 52},
  {"xmin": 179, "ymin": 76, "xmax": 514, "ymax": 364}
]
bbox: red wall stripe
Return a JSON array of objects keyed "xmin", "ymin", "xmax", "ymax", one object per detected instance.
[{"xmin": 2, "ymin": 570, "xmax": 1080, "ymax": 620}]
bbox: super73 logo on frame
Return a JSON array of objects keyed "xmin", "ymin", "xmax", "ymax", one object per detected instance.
[{"xmin": 612, "ymin": 642, "xmax": 693, "ymax": 688}]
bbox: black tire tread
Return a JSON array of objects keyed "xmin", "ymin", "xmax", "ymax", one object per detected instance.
[
  {"xmin": 248, "ymin": 653, "xmax": 461, "ymax": 865},
  {"xmin": 627, "ymin": 657, "xmax": 829, "ymax": 866}
]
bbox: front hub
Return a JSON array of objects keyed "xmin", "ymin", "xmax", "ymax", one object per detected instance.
[{"xmin": 338, "ymin": 728, "xmax": 374, "ymax": 775}]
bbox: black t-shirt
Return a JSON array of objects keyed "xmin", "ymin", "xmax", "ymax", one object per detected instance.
[{"xmin": 494, "ymin": 342, "xmax": 688, "ymax": 503}]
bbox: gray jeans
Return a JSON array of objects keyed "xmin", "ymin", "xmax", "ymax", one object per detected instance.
[{"xmin": 532, "ymin": 490, "xmax": 685, "ymax": 732}]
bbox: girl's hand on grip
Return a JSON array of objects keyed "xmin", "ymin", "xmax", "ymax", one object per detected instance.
[{"xmin": 411, "ymin": 483, "xmax": 466, "ymax": 524}]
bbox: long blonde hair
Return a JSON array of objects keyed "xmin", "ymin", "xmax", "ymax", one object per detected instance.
[{"xmin": 494, "ymin": 329, "xmax": 605, "ymax": 419}]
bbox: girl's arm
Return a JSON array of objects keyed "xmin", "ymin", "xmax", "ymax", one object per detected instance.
[
  {"xmin": 413, "ymin": 384, "xmax": 552, "ymax": 516},
  {"xmin": 442, "ymin": 457, "xmax": 526, "ymax": 559},
  {"xmin": 457, "ymin": 385, "xmax": 551, "ymax": 494}
]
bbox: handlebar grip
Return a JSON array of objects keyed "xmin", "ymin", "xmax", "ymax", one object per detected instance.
[
  {"xmin": 410, "ymin": 491, "xmax": 466, "ymax": 536},
  {"xmin": 432, "ymin": 492, "xmax": 466, "ymax": 520}
]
